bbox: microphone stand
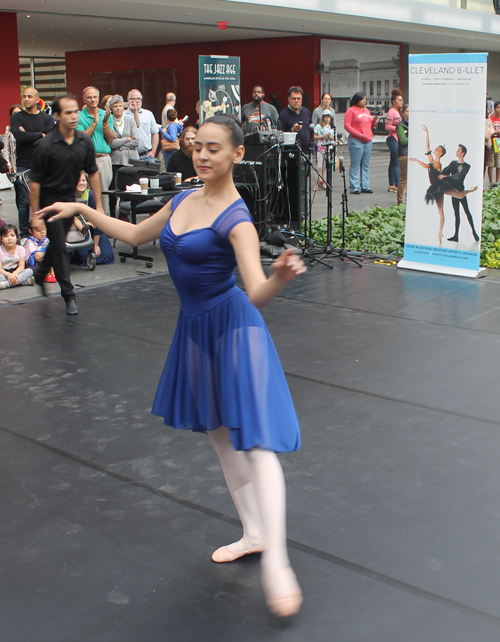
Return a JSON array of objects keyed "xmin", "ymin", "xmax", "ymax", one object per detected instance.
[
  {"xmin": 307, "ymin": 130, "xmax": 362, "ymax": 268},
  {"xmin": 308, "ymin": 142, "xmax": 337, "ymax": 263},
  {"xmin": 293, "ymin": 141, "xmax": 333, "ymax": 269},
  {"xmin": 332, "ymin": 157, "xmax": 362, "ymax": 267}
]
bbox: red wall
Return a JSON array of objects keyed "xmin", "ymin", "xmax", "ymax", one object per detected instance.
[
  {"xmin": 0, "ymin": 13, "xmax": 21, "ymax": 130},
  {"xmin": 66, "ymin": 35, "xmax": 321, "ymax": 122}
]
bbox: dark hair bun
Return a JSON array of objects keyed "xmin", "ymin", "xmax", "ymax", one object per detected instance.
[{"xmin": 202, "ymin": 113, "xmax": 244, "ymax": 147}]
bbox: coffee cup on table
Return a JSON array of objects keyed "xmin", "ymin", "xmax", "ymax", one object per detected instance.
[
  {"xmin": 150, "ymin": 177, "xmax": 160, "ymax": 189},
  {"xmin": 139, "ymin": 177, "xmax": 149, "ymax": 194},
  {"xmin": 175, "ymin": 173, "xmax": 182, "ymax": 185}
]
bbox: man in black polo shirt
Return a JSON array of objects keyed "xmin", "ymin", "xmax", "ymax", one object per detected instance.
[
  {"xmin": 167, "ymin": 127, "xmax": 197, "ymax": 180},
  {"xmin": 10, "ymin": 87, "xmax": 55, "ymax": 237},
  {"xmin": 30, "ymin": 94, "xmax": 103, "ymax": 315}
]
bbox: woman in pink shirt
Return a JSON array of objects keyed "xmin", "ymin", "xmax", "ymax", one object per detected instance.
[
  {"xmin": 344, "ymin": 92, "xmax": 379, "ymax": 194},
  {"xmin": 385, "ymin": 88, "xmax": 403, "ymax": 193}
]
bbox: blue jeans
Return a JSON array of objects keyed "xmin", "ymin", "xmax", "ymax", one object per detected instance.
[
  {"xmin": 347, "ymin": 137, "xmax": 372, "ymax": 192},
  {"xmin": 16, "ymin": 166, "xmax": 30, "ymax": 238},
  {"xmin": 386, "ymin": 135, "xmax": 400, "ymax": 186},
  {"xmin": 163, "ymin": 150, "xmax": 174, "ymax": 169},
  {"xmin": 139, "ymin": 153, "xmax": 157, "ymax": 163}
]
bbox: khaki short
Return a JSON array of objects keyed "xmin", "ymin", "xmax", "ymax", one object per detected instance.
[{"xmin": 487, "ymin": 150, "xmax": 500, "ymax": 168}]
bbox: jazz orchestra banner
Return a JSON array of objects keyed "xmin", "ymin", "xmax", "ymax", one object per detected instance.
[
  {"xmin": 199, "ymin": 55, "xmax": 241, "ymax": 125},
  {"xmin": 399, "ymin": 53, "xmax": 487, "ymax": 278}
]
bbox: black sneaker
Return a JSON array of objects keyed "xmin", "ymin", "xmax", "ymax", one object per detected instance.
[
  {"xmin": 361, "ymin": 189, "xmax": 373, "ymax": 194},
  {"xmin": 66, "ymin": 300, "xmax": 79, "ymax": 315}
]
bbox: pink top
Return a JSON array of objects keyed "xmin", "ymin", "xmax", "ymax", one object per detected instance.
[
  {"xmin": 385, "ymin": 107, "xmax": 402, "ymax": 139},
  {"xmin": 0, "ymin": 244, "xmax": 25, "ymax": 271},
  {"xmin": 344, "ymin": 106, "xmax": 376, "ymax": 143}
]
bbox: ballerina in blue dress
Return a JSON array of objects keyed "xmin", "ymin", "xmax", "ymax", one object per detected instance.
[{"xmin": 38, "ymin": 114, "xmax": 306, "ymax": 618}]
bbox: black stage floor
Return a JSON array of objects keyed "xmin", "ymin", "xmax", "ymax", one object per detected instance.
[{"xmin": 2, "ymin": 263, "xmax": 500, "ymax": 641}]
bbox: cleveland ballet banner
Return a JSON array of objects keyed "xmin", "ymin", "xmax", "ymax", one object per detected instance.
[
  {"xmin": 398, "ymin": 53, "xmax": 487, "ymax": 278},
  {"xmin": 198, "ymin": 55, "xmax": 241, "ymax": 125}
]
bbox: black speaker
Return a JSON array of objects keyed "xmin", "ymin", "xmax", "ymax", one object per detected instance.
[
  {"xmin": 233, "ymin": 145, "xmax": 280, "ymax": 239},
  {"xmin": 277, "ymin": 147, "xmax": 306, "ymax": 231}
]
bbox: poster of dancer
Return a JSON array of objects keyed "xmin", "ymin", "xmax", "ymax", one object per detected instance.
[
  {"xmin": 198, "ymin": 55, "xmax": 241, "ymax": 125},
  {"xmin": 399, "ymin": 53, "xmax": 487, "ymax": 278}
]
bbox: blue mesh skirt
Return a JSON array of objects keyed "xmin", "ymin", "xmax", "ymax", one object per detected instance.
[{"xmin": 152, "ymin": 289, "xmax": 301, "ymax": 452}]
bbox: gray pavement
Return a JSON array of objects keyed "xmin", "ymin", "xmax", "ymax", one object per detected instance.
[{"xmin": 0, "ymin": 190, "xmax": 170, "ymax": 307}]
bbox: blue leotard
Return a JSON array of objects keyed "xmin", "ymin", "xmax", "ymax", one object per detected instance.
[{"xmin": 151, "ymin": 189, "xmax": 301, "ymax": 452}]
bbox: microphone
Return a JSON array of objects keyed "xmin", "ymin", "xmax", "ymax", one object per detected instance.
[
  {"xmin": 309, "ymin": 123, "xmax": 315, "ymax": 131},
  {"xmin": 339, "ymin": 155, "xmax": 344, "ymax": 172}
]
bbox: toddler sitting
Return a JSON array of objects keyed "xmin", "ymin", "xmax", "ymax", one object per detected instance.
[{"xmin": 24, "ymin": 222, "xmax": 57, "ymax": 283}]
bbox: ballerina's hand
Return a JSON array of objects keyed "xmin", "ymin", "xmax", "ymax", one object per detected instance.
[
  {"xmin": 271, "ymin": 248, "xmax": 307, "ymax": 283},
  {"xmin": 36, "ymin": 202, "xmax": 80, "ymax": 223},
  {"xmin": 422, "ymin": 125, "xmax": 428, "ymax": 132}
]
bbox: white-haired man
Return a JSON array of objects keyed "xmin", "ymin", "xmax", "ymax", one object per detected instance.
[
  {"xmin": 125, "ymin": 89, "xmax": 159, "ymax": 163},
  {"xmin": 76, "ymin": 86, "xmax": 115, "ymax": 214}
]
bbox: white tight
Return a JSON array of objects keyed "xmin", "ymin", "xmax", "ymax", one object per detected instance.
[{"xmin": 208, "ymin": 425, "xmax": 289, "ymax": 572}]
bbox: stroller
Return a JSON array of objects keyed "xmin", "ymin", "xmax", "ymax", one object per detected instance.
[{"xmin": 17, "ymin": 169, "xmax": 96, "ymax": 271}]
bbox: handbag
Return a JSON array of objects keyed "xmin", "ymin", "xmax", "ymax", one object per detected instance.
[
  {"xmin": 493, "ymin": 137, "xmax": 500, "ymax": 154},
  {"xmin": 66, "ymin": 214, "xmax": 90, "ymax": 243}
]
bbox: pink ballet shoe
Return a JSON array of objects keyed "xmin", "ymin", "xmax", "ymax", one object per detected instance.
[
  {"xmin": 262, "ymin": 565, "xmax": 303, "ymax": 617},
  {"xmin": 211, "ymin": 540, "xmax": 265, "ymax": 563}
]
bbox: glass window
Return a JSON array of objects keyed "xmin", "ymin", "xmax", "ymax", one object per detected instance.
[
  {"xmin": 377, "ymin": 80, "xmax": 381, "ymax": 96},
  {"xmin": 369, "ymin": 81, "xmax": 374, "ymax": 96},
  {"xmin": 385, "ymin": 80, "xmax": 389, "ymax": 95},
  {"xmin": 362, "ymin": 81, "xmax": 367, "ymax": 95}
]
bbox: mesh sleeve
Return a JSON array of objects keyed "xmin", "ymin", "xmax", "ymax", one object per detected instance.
[{"xmin": 212, "ymin": 201, "xmax": 253, "ymax": 240}]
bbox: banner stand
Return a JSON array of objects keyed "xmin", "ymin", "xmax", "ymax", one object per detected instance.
[
  {"xmin": 400, "ymin": 52, "xmax": 487, "ymax": 280},
  {"xmin": 398, "ymin": 259, "xmax": 487, "ymax": 279}
]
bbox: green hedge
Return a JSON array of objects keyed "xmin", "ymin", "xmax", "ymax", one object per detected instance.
[{"xmin": 307, "ymin": 186, "xmax": 500, "ymax": 268}]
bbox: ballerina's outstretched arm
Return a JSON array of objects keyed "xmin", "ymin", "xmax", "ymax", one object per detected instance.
[
  {"xmin": 421, "ymin": 124, "xmax": 438, "ymax": 165},
  {"xmin": 36, "ymin": 199, "xmax": 172, "ymax": 247},
  {"xmin": 409, "ymin": 158, "xmax": 430, "ymax": 169}
]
